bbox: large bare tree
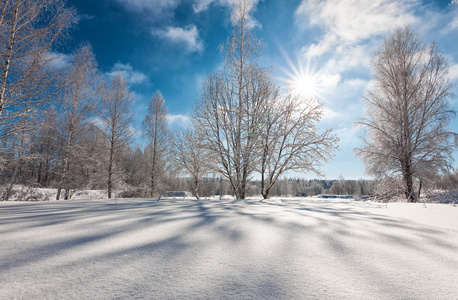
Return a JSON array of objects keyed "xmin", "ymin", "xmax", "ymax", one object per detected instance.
[
  {"xmin": 355, "ymin": 26, "xmax": 457, "ymax": 202},
  {"xmin": 259, "ymin": 92, "xmax": 339, "ymax": 199},
  {"xmin": 142, "ymin": 91, "xmax": 168, "ymax": 197},
  {"xmin": 0, "ymin": 0, "xmax": 75, "ymax": 135},
  {"xmin": 99, "ymin": 74, "xmax": 134, "ymax": 198},
  {"xmin": 56, "ymin": 45, "xmax": 101, "ymax": 200},
  {"xmin": 193, "ymin": 1, "xmax": 269, "ymax": 199}
]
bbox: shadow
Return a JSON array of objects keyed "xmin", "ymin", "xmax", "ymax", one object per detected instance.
[{"xmin": 0, "ymin": 197, "xmax": 457, "ymax": 299}]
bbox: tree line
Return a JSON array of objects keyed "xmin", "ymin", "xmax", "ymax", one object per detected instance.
[{"xmin": 0, "ymin": 0, "xmax": 456, "ymax": 202}]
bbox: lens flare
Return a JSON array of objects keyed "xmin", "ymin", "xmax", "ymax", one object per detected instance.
[
  {"xmin": 279, "ymin": 50, "xmax": 325, "ymax": 100},
  {"xmin": 292, "ymin": 74, "xmax": 319, "ymax": 97}
]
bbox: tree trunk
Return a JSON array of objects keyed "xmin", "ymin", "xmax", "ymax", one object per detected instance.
[
  {"xmin": 4, "ymin": 163, "xmax": 19, "ymax": 201},
  {"xmin": 192, "ymin": 176, "xmax": 200, "ymax": 199},
  {"xmin": 44, "ymin": 143, "xmax": 50, "ymax": 187},
  {"xmin": 417, "ymin": 179, "xmax": 422, "ymax": 201},
  {"xmin": 107, "ymin": 140, "xmax": 114, "ymax": 199},
  {"xmin": 57, "ymin": 128, "xmax": 73, "ymax": 200},
  {"xmin": 239, "ymin": 184, "xmax": 246, "ymax": 200},
  {"xmin": 262, "ymin": 184, "xmax": 273, "ymax": 199},
  {"xmin": 37, "ymin": 159, "xmax": 42, "ymax": 186},
  {"xmin": 4, "ymin": 119, "xmax": 27, "ymax": 201},
  {"xmin": 404, "ymin": 171, "xmax": 417, "ymax": 202},
  {"xmin": 150, "ymin": 136, "xmax": 158, "ymax": 196},
  {"xmin": 0, "ymin": 3, "xmax": 18, "ymax": 118},
  {"xmin": 150, "ymin": 169, "xmax": 156, "ymax": 197}
]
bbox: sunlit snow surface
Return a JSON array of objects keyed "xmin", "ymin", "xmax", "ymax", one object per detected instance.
[{"xmin": 1, "ymin": 197, "xmax": 457, "ymax": 299}]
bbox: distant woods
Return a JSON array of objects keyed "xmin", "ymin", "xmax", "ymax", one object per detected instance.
[{"xmin": 0, "ymin": 1, "xmax": 456, "ymax": 201}]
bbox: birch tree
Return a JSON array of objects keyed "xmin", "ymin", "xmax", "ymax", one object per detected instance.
[
  {"xmin": 142, "ymin": 91, "xmax": 168, "ymax": 196},
  {"xmin": 193, "ymin": 1, "xmax": 268, "ymax": 199},
  {"xmin": 1, "ymin": 94, "xmax": 37, "ymax": 200},
  {"xmin": 0, "ymin": 0, "xmax": 75, "ymax": 137},
  {"xmin": 355, "ymin": 26, "xmax": 457, "ymax": 202},
  {"xmin": 56, "ymin": 45, "xmax": 100, "ymax": 200},
  {"xmin": 99, "ymin": 74, "xmax": 134, "ymax": 198},
  {"xmin": 172, "ymin": 128, "xmax": 212, "ymax": 199},
  {"xmin": 258, "ymin": 92, "xmax": 339, "ymax": 199}
]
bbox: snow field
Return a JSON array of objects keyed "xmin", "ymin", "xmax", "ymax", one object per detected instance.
[{"xmin": 0, "ymin": 197, "xmax": 457, "ymax": 299}]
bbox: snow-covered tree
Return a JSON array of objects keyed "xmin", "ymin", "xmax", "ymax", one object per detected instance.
[
  {"xmin": 355, "ymin": 26, "xmax": 457, "ymax": 202},
  {"xmin": 258, "ymin": 92, "xmax": 338, "ymax": 199},
  {"xmin": 0, "ymin": 0, "xmax": 76, "ymax": 139},
  {"xmin": 172, "ymin": 128, "xmax": 212, "ymax": 199},
  {"xmin": 193, "ymin": 1, "xmax": 269, "ymax": 199},
  {"xmin": 56, "ymin": 46, "xmax": 101, "ymax": 200},
  {"xmin": 99, "ymin": 74, "xmax": 134, "ymax": 198},
  {"xmin": 33, "ymin": 107, "xmax": 60, "ymax": 187},
  {"xmin": 142, "ymin": 91, "xmax": 169, "ymax": 196},
  {"xmin": 1, "ymin": 95, "xmax": 38, "ymax": 200}
]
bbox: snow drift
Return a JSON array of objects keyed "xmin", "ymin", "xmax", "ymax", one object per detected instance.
[{"xmin": 0, "ymin": 197, "xmax": 457, "ymax": 299}]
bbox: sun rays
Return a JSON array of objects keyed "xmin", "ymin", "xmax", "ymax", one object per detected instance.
[{"xmin": 280, "ymin": 51, "xmax": 325, "ymax": 100}]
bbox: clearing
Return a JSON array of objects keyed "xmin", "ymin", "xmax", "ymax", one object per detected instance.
[{"xmin": 0, "ymin": 197, "xmax": 457, "ymax": 299}]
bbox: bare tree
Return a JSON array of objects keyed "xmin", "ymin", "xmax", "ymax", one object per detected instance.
[
  {"xmin": 193, "ymin": 1, "xmax": 269, "ymax": 199},
  {"xmin": 99, "ymin": 74, "xmax": 134, "ymax": 198},
  {"xmin": 142, "ymin": 91, "xmax": 168, "ymax": 197},
  {"xmin": 330, "ymin": 180, "xmax": 345, "ymax": 195},
  {"xmin": 68, "ymin": 127, "xmax": 106, "ymax": 191},
  {"xmin": 258, "ymin": 92, "xmax": 338, "ymax": 199},
  {"xmin": 56, "ymin": 45, "xmax": 100, "ymax": 200},
  {"xmin": 172, "ymin": 128, "xmax": 212, "ymax": 199},
  {"xmin": 355, "ymin": 26, "xmax": 457, "ymax": 202},
  {"xmin": 1, "ymin": 95, "xmax": 37, "ymax": 200},
  {"xmin": 34, "ymin": 107, "xmax": 59, "ymax": 187},
  {"xmin": 0, "ymin": 0, "xmax": 76, "ymax": 137}
]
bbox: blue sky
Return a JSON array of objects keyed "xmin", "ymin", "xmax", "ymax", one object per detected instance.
[{"xmin": 64, "ymin": 0, "xmax": 458, "ymax": 180}]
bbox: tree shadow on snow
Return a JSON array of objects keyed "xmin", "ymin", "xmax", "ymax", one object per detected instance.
[{"xmin": 0, "ymin": 197, "xmax": 457, "ymax": 299}]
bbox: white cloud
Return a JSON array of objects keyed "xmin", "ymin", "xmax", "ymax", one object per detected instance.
[
  {"xmin": 193, "ymin": 0, "xmax": 214, "ymax": 12},
  {"xmin": 345, "ymin": 78, "xmax": 369, "ymax": 89},
  {"xmin": 296, "ymin": 0, "xmax": 419, "ymax": 60},
  {"xmin": 128, "ymin": 124, "xmax": 140, "ymax": 138},
  {"xmin": 114, "ymin": 0, "xmax": 179, "ymax": 15},
  {"xmin": 449, "ymin": 18, "xmax": 458, "ymax": 31},
  {"xmin": 321, "ymin": 106, "xmax": 340, "ymax": 121},
  {"xmin": 320, "ymin": 73, "xmax": 341, "ymax": 89},
  {"xmin": 297, "ymin": 0, "xmax": 418, "ymax": 43},
  {"xmin": 105, "ymin": 63, "xmax": 148, "ymax": 85},
  {"xmin": 303, "ymin": 38, "xmax": 334, "ymax": 57},
  {"xmin": 167, "ymin": 114, "xmax": 190, "ymax": 127},
  {"xmin": 76, "ymin": 13, "xmax": 95, "ymax": 22},
  {"xmin": 194, "ymin": 0, "xmax": 260, "ymax": 28},
  {"xmin": 155, "ymin": 25, "xmax": 204, "ymax": 53},
  {"xmin": 449, "ymin": 63, "xmax": 458, "ymax": 82},
  {"xmin": 89, "ymin": 116, "xmax": 106, "ymax": 131},
  {"xmin": 337, "ymin": 44, "xmax": 372, "ymax": 70},
  {"xmin": 439, "ymin": 16, "xmax": 458, "ymax": 36},
  {"xmin": 45, "ymin": 51, "xmax": 71, "ymax": 69},
  {"xmin": 226, "ymin": 0, "xmax": 260, "ymax": 27}
]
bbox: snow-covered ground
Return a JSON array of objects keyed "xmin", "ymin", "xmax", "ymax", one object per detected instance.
[{"xmin": 0, "ymin": 197, "xmax": 457, "ymax": 299}]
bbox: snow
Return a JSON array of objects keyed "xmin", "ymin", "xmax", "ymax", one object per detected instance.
[
  {"xmin": 0, "ymin": 197, "xmax": 457, "ymax": 299},
  {"xmin": 3, "ymin": 185, "xmax": 110, "ymax": 201}
]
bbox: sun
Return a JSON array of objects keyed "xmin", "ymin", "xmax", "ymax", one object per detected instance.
[
  {"xmin": 291, "ymin": 74, "xmax": 319, "ymax": 97},
  {"xmin": 279, "ymin": 51, "xmax": 324, "ymax": 99}
]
